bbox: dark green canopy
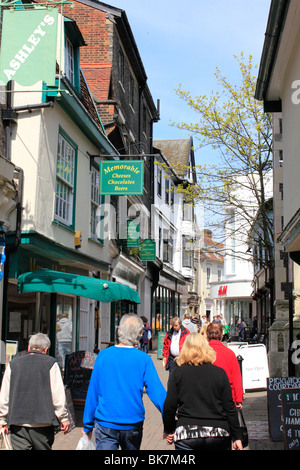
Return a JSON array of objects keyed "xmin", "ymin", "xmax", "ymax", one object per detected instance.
[{"xmin": 18, "ymin": 269, "xmax": 140, "ymax": 304}]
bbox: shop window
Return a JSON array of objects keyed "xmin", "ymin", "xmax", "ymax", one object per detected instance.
[{"xmin": 6, "ymin": 283, "xmax": 37, "ymax": 354}]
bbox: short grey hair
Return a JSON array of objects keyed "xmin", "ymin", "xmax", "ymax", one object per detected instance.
[
  {"xmin": 118, "ymin": 314, "xmax": 143, "ymax": 347},
  {"xmin": 28, "ymin": 333, "xmax": 51, "ymax": 352}
]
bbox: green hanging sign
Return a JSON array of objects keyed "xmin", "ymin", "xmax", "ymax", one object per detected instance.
[
  {"xmin": 99, "ymin": 160, "xmax": 144, "ymax": 195},
  {"xmin": 119, "ymin": 221, "xmax": 140, "ymax": 247},
  {"xmin": 140, "ymin": 239, "xmax": 156, "ymax": 261},
  {"xmin": 0, "ymin": 8, "xmax": 58, "ymax": 86}
]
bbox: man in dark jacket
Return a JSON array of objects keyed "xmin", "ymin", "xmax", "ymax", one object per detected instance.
[
  {"xmin": 0, "ymin": 333, "xmax": 70, "ymax": 450},
  {"xmin": 162, "ymin": 317, "xmax": 190, "ymax": 381}
]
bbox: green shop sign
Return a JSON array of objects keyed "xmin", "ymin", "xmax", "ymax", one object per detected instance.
[
  {"xmin": 0, "ymin": 8, "xmax": 58, "ymax": 87},
  {"xmin": 140, "ymin": 239, "xmax": 156, "ymax": 262},
  {"xmin": 119, "ymin": 221, "xmax": 140, "ymax": 247},
  {"xmin": 99, "ymin": 160, "xmax": 144, "ymax": 195}
]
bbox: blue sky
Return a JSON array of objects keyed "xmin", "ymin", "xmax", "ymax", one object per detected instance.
[{"xmin": 111, "ymin": 0, "xmax": 271, "ymax": 164}]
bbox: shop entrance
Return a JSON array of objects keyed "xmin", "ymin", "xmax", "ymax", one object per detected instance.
[
  {"xmin": 5, "ymin": 283, "xmax": 76, "ymax": 371},
  {"xmin": 110, "ymin": 300, "xmax": 137, "ymax": 343}
]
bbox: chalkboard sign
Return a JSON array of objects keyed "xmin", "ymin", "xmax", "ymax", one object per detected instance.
[
  {"xmin": 157, "ymin": 331, "xmax": 166, "ymax": 360},
  {"xmin": 267, "ymin": 377, "xmax": 300, "ymax": 442},
  {"xmin": 64, "ymin": 351, "xmax": 97, "ymax": 402},
  {"xmin": 281, "ymin": 388, "xmax": 300, "ymax": 450}
]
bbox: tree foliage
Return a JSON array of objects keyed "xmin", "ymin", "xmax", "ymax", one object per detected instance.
[{"xmin": 172, "ymin": 53, "xmax": 273, "ymax": 263}]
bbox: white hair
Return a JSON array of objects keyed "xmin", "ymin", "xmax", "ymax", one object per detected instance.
[
  {"xmin": 118, "ymin": 314, "xmax": 143, "ymax": 347},
  {"xmin": 28, "ymin": 333, "xmax": 51, "ymax": 352}
]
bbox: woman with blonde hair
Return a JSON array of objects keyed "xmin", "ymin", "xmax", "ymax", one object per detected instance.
[{"xmin": 163, "ymin": 333, "xmax": 243, "ymax": 451}]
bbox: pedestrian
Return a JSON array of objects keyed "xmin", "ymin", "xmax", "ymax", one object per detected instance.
[
  {"xmin": 251, "ymin": 317, "xmax": 258, "ymax": 340},
  {"xmin": 0, "ymin": 333, "xmax": 70, "ymax": 450},
  {"xmin": 237, "ymin": 320, "xmax": 245, "ymax": 342},
  {"xmin": 81, "ymin": 314, "xmax": 166, "ymax": 450},
  {"xmin": 139, "ymin": 315, "xmax": 151, "ymax": 353},
  {"xmin": 162, "ymin": 316, "xmax": 190, "ymax": 382},
  {"xmin": 56, "ymin": 312, "xmax": 72, "ymax": 371},
  {"xmin": 182, "ymin": 313, "xmax": 197, "ymax": 333},
  {"xmin": 191, "ymin": 312, "xmax": 200, "ymax": 331},
  {"xmin": 206, "ymin": 322, "xmax": 244, "ymax": 407},
  {"xmin": 163, "ymin": 333, "xmax": 243, "ymax": 451}
]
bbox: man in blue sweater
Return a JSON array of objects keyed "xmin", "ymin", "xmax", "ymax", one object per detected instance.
[{"xmin": 82, "ymin": 314, "xmax": 166, "ymax": 450}]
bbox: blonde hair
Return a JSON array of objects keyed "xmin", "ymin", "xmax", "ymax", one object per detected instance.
[
  {"xmin": 176, "ymin": 333, "xmax": 216, "ymax": 366},
  {"xmin": 200, "ymin": 322, "xmax": 209, "ymax": 338}
]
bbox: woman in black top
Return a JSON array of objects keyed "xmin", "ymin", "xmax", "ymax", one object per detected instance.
[{"xmin": 163, "ymin": 333, "xmax": 243, "ymax": 450}]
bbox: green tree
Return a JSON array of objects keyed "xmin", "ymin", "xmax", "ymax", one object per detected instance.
[{"xmin": 173, "ymin": 53, "xmax": 273, "ymax": 263}]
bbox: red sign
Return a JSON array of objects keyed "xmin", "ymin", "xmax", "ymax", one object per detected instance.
[{"xmin": 218, "ymin": 285, "xmax": 228, "ymax": 296}]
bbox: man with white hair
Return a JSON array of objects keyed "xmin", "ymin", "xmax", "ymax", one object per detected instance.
[
  {"xmin": 0, "ymin": 332, "xmax": 69, "ymax": 450},
  {"xmin": 82, "ymin": 314, "xmax": 166, "ymax": 450}
]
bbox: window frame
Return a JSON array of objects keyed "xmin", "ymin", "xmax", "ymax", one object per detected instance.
[
  {"xmin": 54, "ymin": 128, "xmax": 77, "ymax": 229},
  {"xmin": 182, "ymin": 235, "xmax": 194, "ymax": 268},
  {"xmin": 65, "ymin": 35, "xmax": 75, "ymax": 86},
  {"xmin": 90, "ymin": 163, "xmax": 104, "ymax": 244}
]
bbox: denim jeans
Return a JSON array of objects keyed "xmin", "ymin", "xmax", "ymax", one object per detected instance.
[{"xmin": 94, "ymin": 423, "xmax": 143, "ymax": 450}]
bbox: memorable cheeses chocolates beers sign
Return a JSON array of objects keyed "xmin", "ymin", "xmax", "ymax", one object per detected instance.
[
  {"xmin": 0, "ymin": 8, "xmax": 58, "ymax": 87},
  {"xmin": 99, "ymin": 160, "xmax": 144, "ymax": 195}
]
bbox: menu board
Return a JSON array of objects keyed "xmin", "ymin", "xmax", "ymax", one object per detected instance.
[
  {"xmin": 281, "ymin": 388, "xmax": 300, "ymax": 450},
  {"xmin": 267, "ymin": 377, "xmax": 300, "ymax": 442},
  {"xmin": 64, "ymin": 351, "xmax": 97, "ymax": 402}
]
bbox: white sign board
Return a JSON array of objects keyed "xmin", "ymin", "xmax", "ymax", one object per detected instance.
[{"xmin": 228, "ymin": 343, "xmax": 269, "ymax": 390}]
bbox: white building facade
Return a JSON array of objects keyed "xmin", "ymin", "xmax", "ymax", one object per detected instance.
[
  {"xmin": 152, "ymin": 138, "xmax": 196, "ymax": 334},
  {"xmin": 2, "ymin": 11, "xmax": 119, "ymax": 365}
]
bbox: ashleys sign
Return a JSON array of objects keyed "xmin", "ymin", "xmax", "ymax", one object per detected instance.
[
  {"xmin": 99, "ymin": 161, "xmax": 144, "ymax": 195},
  {"xmin": 0, "ymin": 8, "xmax": 58, "ymax": 87}
]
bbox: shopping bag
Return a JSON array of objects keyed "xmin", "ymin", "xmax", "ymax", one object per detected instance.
[
  {"xmin": 0, "ymin": 428, "xmax": 13, "ymax": 450},
  {"xmin": 237, "ymin": 409, "xmax": 248, "ymax": 448},
  {"xmin": 76, "ymin": 434, "xmax": 95, "ymax": 450}
]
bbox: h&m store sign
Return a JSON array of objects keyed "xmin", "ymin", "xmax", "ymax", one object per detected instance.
[{"xmin": 218, "ymin": 285, "xmax": 228, "ymax": 296}]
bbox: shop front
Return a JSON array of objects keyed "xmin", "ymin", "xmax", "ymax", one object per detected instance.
[
  {"xmin": 210, "ymin": 280, "xmax": 254, "ymax": 337},
  {"xmin": 152, "ymin": 271, "xmax": 184, "ymax": 337},
  {"xmin": 2, "ymin": 233, "xmax": 139, "ymax": 373}
]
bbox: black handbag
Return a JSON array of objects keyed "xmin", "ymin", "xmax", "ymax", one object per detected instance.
[{"xmin": 237, "ymin": 409, "xmax": 248, "ymax": 448}]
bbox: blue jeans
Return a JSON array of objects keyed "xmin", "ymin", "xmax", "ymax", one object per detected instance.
[{"xmin": 94, "ymin": 423, "xmax": 143, "ymax": 450}]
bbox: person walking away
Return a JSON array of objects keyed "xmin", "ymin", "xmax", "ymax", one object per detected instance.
[
  {"xmin": 191, "ymin": 312, "xmax": 200, "ymax": 331},
  {"xmin": 139, "ymin": 316, "xmax": 151, "ymax": 353},
  {"xmin": 206, "ymin": 322, "xmax": 243, "ymax": 407},
  {"xmin": 163, "ymin": 333, "xmax": 243, "ymax": 450},
  {"xmin": 182, "ymin": 313, "xmax": 197, "ymax": 333},
  {"xmin": 237, "ymin": 320, "xmax": 245, "ymax": 342},
  {"xmin": 0, "ymin": 333, "xmax": 70, "ymax": 450},
  {"xmin": 56, "ymin": 312, "xmax": 72, "ymax": 370},
  {"xmin": 162, "ymin": 317, "xmax": 190, "ymax": 382},
  {"xmin": 82, "ymin": 314, "xmax": 166, "ymax": 450}
]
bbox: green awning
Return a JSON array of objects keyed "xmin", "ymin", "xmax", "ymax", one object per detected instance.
[{"xmin": 17, "ymin": 269, "xmax": 140, "ymax": 304}]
